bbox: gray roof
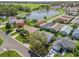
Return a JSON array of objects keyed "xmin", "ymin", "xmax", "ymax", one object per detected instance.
[
  {"xmin": 52, "ymin": 38, "xmax": 76, "ymax": 50},
  {"xmin": 42, "ymin": 31, "xmax": 55, "ymax": 43},
  {"xmin": 71, "ymin": 17, "xmax": 79, "ymax": 24},
  {"xmin": 0, "ymin": 16, "xmax": 6, "ymax": 19},
  {"xmin": 40, "ymin": 22, "xmax": 54, "ymax": 29},
  {"xmin": 8, "ymin": 17, "xmax": 16, "ymax": 24},
  {"xmin": 72, "ymin": 28, "xmax": 79, "ymax": 39},
  {"xmin": 60, "ymin": 25, "xmax": 73, "ymax": 35}
]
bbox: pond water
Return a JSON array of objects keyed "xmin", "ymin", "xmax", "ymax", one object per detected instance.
[
  {"xmin": 52, "ymin": 6, "xmax": 61, "ymax": 9},
  {"xmin": 26, "ymin": 10, "xmax": 60, "ymax": 20}
]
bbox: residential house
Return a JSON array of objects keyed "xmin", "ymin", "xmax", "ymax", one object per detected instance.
[
  {"xmin": 42, "ymin": 31, "xmax": 55, "ymax": 43},
  {"xmin": 16, "ymin": 19, "xmax": 25, "ymax": 27},
  {"xmin": 52, "ymin": 37, "xmax": 76, "ymax": 51},
  {"xmin": 23, "ymin": 25, "xmax": 39, "ymax": 33},
  {"xmin": 40, "ymin": 22, "xmax": 54, "ymax": 29},
  {"xmin": 37, "ymin": 19, "xmax": 46, "ymax": 26},
  {"xmin": 0, "ymin": 16, "xmax": 6, "ymax": 19},
  {"xmin": 48, "ymin": 23, "xmax": 64, "ymax": 32},
  {"xmin": 72, "ymin": 28, "xmax": 79, "ymax": 39},
  {"xmin": 71, "ymin": 17, "xmax": 79, "ymax": 24},
  {"xmin": 47, "ymin": 37, "xmax": 76, "ymax": 57},
  {"xmin": 8, "ymin": 16, "xmax": 16, "ymax": 24},
  {"xmin": 59, "ymin": 25, "xmax": 73, "ymax": 36},
  {"xmin": 57, "ymin": 15, "xmax": 73, "ymax": 23}
]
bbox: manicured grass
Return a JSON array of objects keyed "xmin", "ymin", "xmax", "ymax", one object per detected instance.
[
  {"xmin": 0, "ymin": 37, "xmax": 3, "ymax": 46},
  {"xmin": 0, "ymin": 50, "xmax": 21, "ymax": 57},
  {"xmin": 17, "ymin": 11, "xmax": 29, "ymax": 16},
  {"xmin": 15, "ymin": 3, "xmax": 50, "ymax": 10},
  {"xmin": 0, "ymin": 26, "xmax": 6, "ymax": 31},
  {"xmin": 16, "ymin": 35, "xmax": 27, "ymax": 43},
  {"xmin": 64, "ymin": 53, "xmax": 74, "ymax": 57},
  {"xmin": 10, "ymin": 32, "xmax": 18, "ymax": 36},
  {"xmin": 0, "ymin": 18, "xmax": 8, "ymax": 22}
]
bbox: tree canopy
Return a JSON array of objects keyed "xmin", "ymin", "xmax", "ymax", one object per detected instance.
[{"xmin": 28, "ymin": 32, "xmax": 48, "ymax": 56}]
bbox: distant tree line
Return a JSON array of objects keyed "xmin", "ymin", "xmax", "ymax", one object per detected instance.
[{"xmin": 0, "ymin": 4, "xmax": 31, "ymax": 16}]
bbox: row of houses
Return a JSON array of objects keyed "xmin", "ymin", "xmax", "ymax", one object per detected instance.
[
  {"xmin": 38, "ymin": 18, "xmax": 79, "ymax": 39},
  {"xmin": 9, "ymin": 16, "xmax": 79, "ymax": 40},
  {"xmin": 65, "ymin": 7, "xmax": 79, "ymax": 16}
]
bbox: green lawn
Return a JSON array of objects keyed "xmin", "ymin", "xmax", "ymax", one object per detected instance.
[
  {"xmin": 0, "ymin": 37, "xmax": 3, "ymax": 46},
  {"xmin": 0, "ymin": 26, "xmax": 6, "ymax": 31},
  {"xmin": 14, "ymin": 3, "xmax": 50, "ymax": 10},
  {"xmin": 0, "ymin": 50, "xmax": 21, "ymax": 57},
  {"xmin": 16, "ymin": 35, "xmax": 28, "ymax": 43},
  {"xmin": 10, "ymin": 31, "xmax": 18, "ymax": 36},
  {"xmin": 17, "ymin": 11, "xmax": 29, "ymax": 16},
  {"xmin": 0, "ymin": 18, "xmax": 8, "ymax": 22}
]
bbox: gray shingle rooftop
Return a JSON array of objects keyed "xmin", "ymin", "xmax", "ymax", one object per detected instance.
[
  {"xmin": 72, "ymin": 28, "xmax": 79, "ymax": 39},
  {"xmin": 60, "ymin": 25, "xmax": 73, "ymax": 36}
]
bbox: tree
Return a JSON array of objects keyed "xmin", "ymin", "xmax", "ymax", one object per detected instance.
[
  {"xmin": 28, "ymin": 32, "xmax": 48, "ymax": 56},
  {"xmin": 72, "ymin": 41, "xmax": 79, "ymax": 56},
  {"xmin": 5, "ymin": 22, "xmax": 11, "ymax": 30}
]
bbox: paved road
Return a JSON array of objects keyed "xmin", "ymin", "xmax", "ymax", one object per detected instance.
[{"xmin": 0, "ymin": 30, "xmax": 38, "ymax": 57}]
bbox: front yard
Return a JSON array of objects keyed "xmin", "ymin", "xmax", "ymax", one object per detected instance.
[
  {"xmin": 0, "ymin": 37, "xmax": 3, "ymax": 46},
  {"xmin": 16, "ymin": 35, "xmax": 28, "ymax": 43},
  {"xmin": 0, "ymin": 50, "xmax": 22, "ymax": 57}
]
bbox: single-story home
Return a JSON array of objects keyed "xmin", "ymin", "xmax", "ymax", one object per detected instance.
[
  {"xmin": 48, "ymin": 23, "xmax": 64, "ymax": 32},
  {"xmin": 37, "ymin": 19, "xmax": 46, "ymax": 26},
  {"xmin": 23, "ymin": 25, "xmax": 39, "ymax": 33},
  {"xmin": 0, "ymin": 16, "xmax": 6, "ymax": 19},
  {"xmin": 71, "ymin": 17, "xmax": 79, "ymax": 24},
  {"xmin": 51, "ymin": 37, "xmax": 76, "ymax": 52},
  {"xmin": 42, "ymin": 31, "xmax": 55, "ymax": 43},
  {"xmin": 8, "ymin": 16, "xmax": 16, "ymax": 24},
  {"xmin": 40, "ymin": 22, "xmax": 54, "ymax": 29},
  {"xmin": 57, "ymin": 15, "xmax": 73, "ymax": 23},
  {"xmin": 47, "ymin": 37, "xmax": 76, "ymax": 57},
  {"xmin": 59, "ymin": 25, "xmax": 73, "ymax": 36},
  {"xmin": 72, "ymin": 28, "xmax": 79, "ymax": 39},
  {"xmin": 16, "ymin": 19, "xmax": 25, "ymax": 27}
]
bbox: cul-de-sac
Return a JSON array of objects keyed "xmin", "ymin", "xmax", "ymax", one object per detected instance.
[{"xmin": 0, "ymin": 1, "xmax": 79, "ymax": 57}]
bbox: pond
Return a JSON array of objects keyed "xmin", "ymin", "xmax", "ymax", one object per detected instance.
[
  {"xmin": 52, "ymin": 6, "xmax": 61, "ymax": 9},
  {"xmin": 26, "ymin": 10, "xmax": 60, "ymax": 20}
]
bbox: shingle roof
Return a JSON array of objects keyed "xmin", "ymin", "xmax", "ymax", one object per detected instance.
[
  {"xmin": 60, "ymin": 25, "xmax": 73, "ymax": 35},
  {"xmin": 23, "ymin": 25, "xmax": 39, "ymax": 33},
  {"xmin": 71, "ymin": 17, "xmax": 79, "ymax": 24},
  {"xmin": 52, "ymin": 37, "xmax": 76, "ymax": 50},
  {"xmin": 72, "ymin": 28, "xmax": 79, "ymax": 39},
  {"xmin": 40, "ymin": 22, "xmax": 54, "ymax": 29},
  {"xmin": 43, "ymin": 32, "xmax": 55, "ymax": 43},
  {"xmin": 48, "ymin": 23, "xmax": 64, "ymax": 32}
]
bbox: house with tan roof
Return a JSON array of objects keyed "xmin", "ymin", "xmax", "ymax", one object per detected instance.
[
  {"xmin": 16, "ymin": 19, "xmax": 25, "ymax": 28},
  {"xmin": 48, "ymin": 23, "xmax": 65, "ymax": 32},
  {"xmin": 57, "ymin": 15, "xmax": 73, "ymax": 23},
  {"xmin": 23, "ymin": 25, "xmax": 39, "ymax": 33}
]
